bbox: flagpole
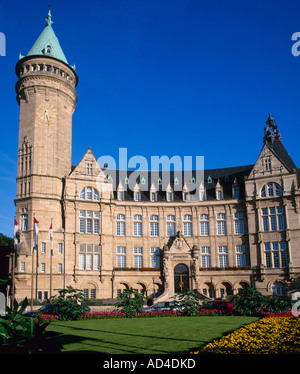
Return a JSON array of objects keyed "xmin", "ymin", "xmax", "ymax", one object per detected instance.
[
  {"xmin": 11, "ymin": 217, "xmax": 16, "ymax": 311},
  {"xmin": 50, "ymin": 218, "xmax": 53, "ymax": 298},
  {"xmin": 35, "ymin": 219, "xmax": 38, "ymax": 302},
  {"xmin": 31, "ymin": 214, "xmax": 34, "ymax": 311}
]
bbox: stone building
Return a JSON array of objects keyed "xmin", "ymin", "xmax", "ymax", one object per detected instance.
[{"xmin": 12, "ymin": 9, "xmax": 300, "ymax": 302}]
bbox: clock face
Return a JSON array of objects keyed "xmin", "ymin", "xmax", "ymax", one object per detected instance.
[{"xmin": 36, "ymin": 105, "xmax": 58, "ymax": 124}]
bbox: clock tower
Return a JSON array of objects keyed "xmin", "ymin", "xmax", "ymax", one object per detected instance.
[{"xmin": 14, "ymin": 8, "xmax": 77, "ymax": 255}]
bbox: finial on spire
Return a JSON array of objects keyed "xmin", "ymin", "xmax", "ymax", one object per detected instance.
[
  {"xmin": 263, "ymin": 113, "xmax": 281, "ymax": 143},
  {"xmin": 45, "ymin": 5, "xmax": 53, "ymax": 27}
]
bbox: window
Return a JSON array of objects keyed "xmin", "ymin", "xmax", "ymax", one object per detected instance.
[
  {"xmin": 199, "ymin": 185, "xmax": 205, "ymax": 201},
  {"xmin": 151, "ymin": 192, "xmax": 156, "ymax": 202},
  {"xmin": 233, "ymin": 185, "xmax": 239, "ymax": 199},
  {"xmin": 183, "ymin": 192, "xmax": 190, "ymax": 201},
  {"xmin": 79, "ymin": 244, "xmax": 100, "ymax": 270},
  {"xmin": 79, "ymin": 187, "xmax": 99, "ymax": 201},
  {"xmin": 150, "ymin": 215, "xmax": 159, "ymax": 237},
  {"xmin": 134, "ymin": 247, "xmax": 143, "ymax": 268},
  {"xmin": 133, "ymin": 215, "xmax": 142, "ymax": 236},
  {"xmin": 200, "ymin": 214, "xmax": 209, "ymax": 236},
  {"xmin": 94, "ymin": 189, "xmax": 99, "ymax": 201},
  {"xmin": 46, "ymin": 45, "xmax": 52, "ymax": 54},
  {"xmin": 264, "ymin": 157, "xmax": 272, "ymax": 171},
  {"xmin": 150, "ymin": 247, "xmax": 160, "ymax": 268},
  {"xmin": 87, "ymin": 163, "xmax": 93, "ymax": 175},
  {"xmin": 217, "ymin": 213, "xmax": 226, "ymax": 235},
  {"xmin": 264, "ymin": 242, "xmax": 288, "ymax": 268},
  {"xmin": 80, "ymin": 188, "xmax": 85, "ymax": 199},
  {"xmin": 218, "ymin": 246, "xmax": 228, "ymax": 267},
  {"xmin": 236, "ymin": 245, "xmax": 246, "ymax": 267},
  {"xmin": 167, "ymin": 192, "xmax": 173, "ymax": 202},
  {"xmin": 116, "ymin": 214, "xmax": 125, "ymax": 236},
  {"xmin": 261, "ymin": 207, "xmax": 284, "ymax": 232},
  {"xmin": 261, "ymin": 183, "xmax": 281, "ymax": 198},
  {"xmin": 41, "ymin": 263, "xmax": 46, "ymax": 273},
  {"xmin": 21, "ymin": 214, "xmax": 28, "ymax": 231},
  {"xmin": 216, "ymin": 190, "xmax": 222, "ymax": 200},
  {"xmin": 201, "ymin": 246, "xmax": 211, "ymax": 268},
  {"xmin": 58, "ymin": 263, "xmax": 63, "ymax": 273},
  {"xmin": 20, "ymin": 262, "xmax": 25, "ymax": 272},
  {"xmin": 86, "ymin": 187, "xmax": 92, "ymax": 200},
  {"xmin": 41, "ymin": 242, "xmax": 46, "ymax": 253},
  {"xmin": 183, "ymin": 215, "xmax": 192, "ymax": 236},
  {"xmin": 118, "ymin": 191, "xmax": 124, "ymax": 201},
  {"xmin": 234, "ymin": 212, "xmax": 244, "ymax": 234},
  {"xmin": 272, "ymin": 282, "xmax": 286, "ymax": 296},
  {"xmin": 117, "ymin": 247, "xmax": 126, "ymax": 267},
  {"xmin": 79, "ymin": 210, "xmax": 100, "ymax": 234},
  {"xmin": 166, "ymin": 215, "xmax": 176, "ymax": 237}
]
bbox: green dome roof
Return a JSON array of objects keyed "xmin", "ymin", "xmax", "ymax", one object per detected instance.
[{"xmin": 25, "ymin": 8, "xmax": 69, "ymax": 65}]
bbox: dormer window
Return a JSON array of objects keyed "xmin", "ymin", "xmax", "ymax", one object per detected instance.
[
  {"xmin": 232, "ymin": 179, "xmax": 239, "ymax": 199},
  {"xmin": 46, "ymin": 45, "xmax": 52, "ymax": 54},
  {"xmin": 199, "ymin": 183, "xmax": 206, "ymax": 201},
  {"xmin": 216, "ymin": 180, "xmax": 223, "ymax": 200}
]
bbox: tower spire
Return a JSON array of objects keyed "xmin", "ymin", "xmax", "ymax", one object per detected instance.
[{"xmin": 45, "ymin": 5, "xmax": 53, "ymax": 27}]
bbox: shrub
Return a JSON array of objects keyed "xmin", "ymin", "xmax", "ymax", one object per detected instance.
[
  {"xmin": 115, "ymin": 288, "xmax": 145, "ymax": 317},
  {"xmin": 0, "ymin": 297, "xmax": 61, "ymax": 353},
  {"xmin": 50, "ymin": 286, "xmax": 88, "ymax": 320},
  {"xmin": 173, "ymin": 290, "xmax": 200, "ymax": 316},
  {"xmin": 231, "ymin": 288, "xmax": 267, "ymax": 315}
]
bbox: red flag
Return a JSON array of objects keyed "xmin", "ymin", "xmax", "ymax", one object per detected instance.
[
  {"xmin": 33, "ymin": 218, "xmax": 39, "ymax": 251},
  {"xmin": 49, "ymin": 223, "xmax": 53, "ymax": 256},
  {"xmin": 14, "ymin": 219, "xmax": 19, "ymax": 251}
]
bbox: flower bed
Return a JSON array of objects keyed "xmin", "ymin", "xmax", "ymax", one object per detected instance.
[
  {"xmin": 80, "ymin": 309, "xmax": 226, "ymax": 320},
  {"xmin": 36, "ymin": 314, "xmax": 60, "ymax": 323},
  {"xmin": 191, "ymin": 316, "xmax": 300, "ymax": 354}
]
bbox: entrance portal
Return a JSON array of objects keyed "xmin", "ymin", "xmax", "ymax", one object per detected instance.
[{"xmin": 174, "ymin": 264, "xmax": 189, "ymax": 293}]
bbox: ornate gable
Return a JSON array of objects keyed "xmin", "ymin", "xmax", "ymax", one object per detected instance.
[{"xmin": 69, "ymin": 147, "xmax": 105, "ymax": 180}]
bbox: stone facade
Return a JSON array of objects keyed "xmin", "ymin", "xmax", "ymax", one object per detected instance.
[{"xmin": 12, "ymin": 12, "xmax": 300, "ymax": 303}]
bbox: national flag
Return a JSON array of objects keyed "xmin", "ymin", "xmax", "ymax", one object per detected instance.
[
  {"xmin": 33, "ymin": 217, "xmax": 39, "ymax": 251},
  {"xmin": 49, "ymin": 223, "xmax": 53, "ymax": 256},
  {"xmin": 14, "ymin": 219, "xmax": 19, "ymax": 251}
]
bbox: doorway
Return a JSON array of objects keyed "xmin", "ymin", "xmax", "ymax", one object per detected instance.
[{"xmin": 174, "ymin": 264, "xmax": 189, "ymax": 293}]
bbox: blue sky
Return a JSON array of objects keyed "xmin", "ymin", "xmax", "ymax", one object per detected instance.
[{"xmin": 0, "ymin": 0, "xmax": 300, "ymax": 236}]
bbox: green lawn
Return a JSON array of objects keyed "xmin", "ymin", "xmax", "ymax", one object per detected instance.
[{"xmin": 47, "ymin": 316, "xmax": 259, "ymax": 354}]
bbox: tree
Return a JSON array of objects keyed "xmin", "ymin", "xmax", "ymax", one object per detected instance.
[
  {"xmin": 50, "ymin": 286, "xmax": 87, "ymax": 320},
  {"xmin": 116, "ymin": 288, "xmax": 145, "ymax": 317},
  {"xmin": 231, "ymin": 288, "xmax": 267, "ymax": 315}
]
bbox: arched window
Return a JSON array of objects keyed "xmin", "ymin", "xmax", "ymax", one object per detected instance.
[
  {"xmin": 79, "ymin": 187, "xmax": 100, "ymax": 201},
  {"xmin": 261, "ymin": 183, "xmax": 281, "ymax": 198},
  {"xmin": 93, "ymin": 189, "xmax": 99, "ymax": 201},
  {"xmin": 80, "ymin": 188, "xmax": 85, "ymax": 199}
]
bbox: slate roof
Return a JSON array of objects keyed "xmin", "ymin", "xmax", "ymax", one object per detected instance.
[
  {"xmin": 104, "ymin": 164, "xmax": 254, "ymax": 202},
  {"xmin": 265, "ymin": 139, "xmax": 298, "ymax": 173}
]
